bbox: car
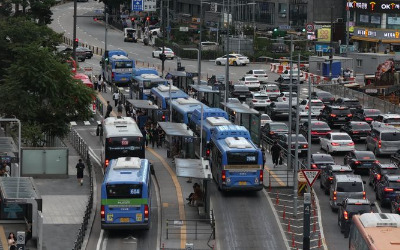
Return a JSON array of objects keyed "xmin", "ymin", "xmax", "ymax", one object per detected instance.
[
  {"xmin": 56, "ymin": 45, "xmax": 86, "ymax": 62},
  {"xmin": 375, "ymin": 114, "xmax": 400, "ymax": 128},
  {"xmin": 260, "ymin": 114, "xmax": 272, "ymax": 127},
  {"xmin": 246, "ymin": 69, "xmax": 268, "ymax": 83},
  {"xmin": 343, "ymin": 150, "xmax": 378, "ymax": 174},
  {"xmin": 366, "ymin": 126, "xmax": 400, "ymax": 156},
  {"xmin": 208, "ymin": 75, "xmax": 225, "ymax": 85},
  {"xmin": 123, "ymin": 28, "xmax": 137, "ymax": 43},
  {"xmin": 149, "ymin": 28, "xmax": 162, "ymax": 37},
  {"xmin": 297, "ymin": 99, "xmax": 325, "ymax": 113},
  {"xmin": 152, "ymin": 47, "xmax": 175, "ymax": 59},
  {"xmin": 334, "ymin": 98, "xmax": 362, "ymax": 113},
  {"xmin": 280, "ymin": 69, "xmax": 305, "ymax": 83},
  {"xmin": 390, "ymin": 194, "xmax": 400, "ymax": 214},
  {"xmin": 227, "ymin": 97, "xmax": 241, "ymax": 104},
  {"xmin": 277, "ymin": 134, "xmax": 308, "ymax": 156},
  {"xmin": 375, "ymin": 174, "xmax": 400, "ymax": 206},
  {"xmin": 299, "ymin": 120, "xmax": 331, "ymax": 142},
  {"xmin": 276, "ymin": 92, "xmax": 298, "ymax": 105},
  {"xmin": 369, "ymin": 163, "xmax": 399, "ymax": 190},
  {"xmin": 308, "ymin": 153, "xmax": 335, "ymax": 170},
  {"xmin": 238, "ymin": 76, "xmax": 261, "ymax": 92},
  {"xmin": 340, "ymin": 121, "xmax": 371, "ymax": 141},
  {"xmin": 292, "ymin": 112, "xmax": 319, "ymax": 131},
  {"xmin": 261, "ymin": 122, "xmax": 289, "ymax": 142},
  {"xmin": 266, "ymin": 102, "xmax": 290, "ymax": 120},
  {"xmin": 311, "ymin": 91, "xmax": 335, "ymax": 104},
  {"xmin": 353, "ymin": 108, "xmax": 382, "ymax": 123},
  {"xmin": 262, "ymin": 84, "xmax": 281, "ymax": 100},
  {"xmin": 329, "ymin": 174, "xmax": 366, "ymax": 211},
  {"xmin": 320, "ymin": 132, "xmax": 355, "ymax": 154},
  {"xmin": 275, "ymin": 78, "xmax": 299, "ymax": 92},
  {"xmin": 248, "ymin": 92, "xmax": 271, "ymax": 110},
  {"xmin": 77, "ymin": 46, "xmax": 93, "ymax": 59},
  {"xmin": 337, "ymin": 198, "xmax": 374, "ymax": 237},
  {"xmin": 318, "ymin": 105, "xmax": 353, "ymax": 127},
  {"xmin": 320, "ymin": 164, "xmax": 353, "ymax": 194},
  {"xmin": 230, "ymin": 85, "xmax": 252, "ymax": 102},
  {"xmin": 215, "ymin": 54, "xmax": 249, "ymax": 66},
  {"xmin": 391, "ymin": 149, "xmax": 400, "ymax": 167}
]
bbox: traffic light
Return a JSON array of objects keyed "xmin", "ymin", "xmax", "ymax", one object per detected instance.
[
  {"xmin": 74, "ymin": 38, "xmax": 79, "ymax": 48},
  {"xmin": 146, "ymin": 16, "xmax": 150, "ymax": 21},
  {"xmin": 162, "ymin": 115, "xmax": 166, "ymax": 121},
  {"xmin": 131, "ymin": 17, "xmax": 135, "ymax": 22},
  {"xmin": 159, "ymin": 53, "xmax": 166, "ymax": 61}
]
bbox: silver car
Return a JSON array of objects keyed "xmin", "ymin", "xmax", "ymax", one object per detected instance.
[
  {"xmin": 329, "ymin": 174, "xmax": 365, "ymax": 211},
  {"xmin": 366, "ymin": 127, "xmax": 400, "ymax": 156}
]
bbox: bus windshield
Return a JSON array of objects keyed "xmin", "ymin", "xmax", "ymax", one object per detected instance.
[
  {"xmin": 227, "ymin": 152, "xmax": 258, "ymax": 165},
  {"xmin": 115, "ymin": 61, "xmax": 133, "ymax": 68},
  {"xmin": 106, "ymin": 184, "xmax": 142, "ymax": 198},
  {"xmin": 144, "ymin": 81, "xmax": 162, "ymax": 89}
]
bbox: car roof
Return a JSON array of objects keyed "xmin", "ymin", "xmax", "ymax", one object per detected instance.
[
  {"xmin": 328, "ymin": 105, "xmax": 350, "ymax": 109},
  {"xmin": 269, "ymin": 122, "xmax": 288, "ymax": 126},
  {"xmin": 349, "ymin": 121, "xmax": 370, "ymax": 125},
  {"xmin": 381, "ymin": 114, "xmax": 400, "ymax": 118},
  {"xmin": 378, "ymin": 163, "xmax": 398, "ymax": 169},
  {"xmin": 353, "ymin": 150, "xmax": 375, "ymax": 157},
  {"xmin": 374, "ymin": 126, "xmax": 400, "ymax": 132},
  {"xmin": 345, "ymin": 198, "xmax": 370, "ymax": 204},
  {"xmin": 341, "ymin": 98, "xmax": 359, "ymax": 101},
  {"xmin": 253, "ymin": 92, "xmax": 268, "ymax": 97},
  {"xmin": 334, "ymin": 174, "xmax": 362, "ymax": 182},
  {"xmin": 385, "ymin": 175, "xmax": 400, "ymax": 181},
  {"xmin": 329, "ymin": 165, "xmax": 352, "ymax": 171},
  {"xmin": 329, "ymin": 132, "xmax": 350, "ymax": 136}
]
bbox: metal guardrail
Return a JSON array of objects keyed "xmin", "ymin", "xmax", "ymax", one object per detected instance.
[
  {"xmin": 166, "ymin": 215, "xmax": 215, "ymax": 241},
  {"xmin": 68, "ymin": 129, "xmax": 94, "ymax": 250}
]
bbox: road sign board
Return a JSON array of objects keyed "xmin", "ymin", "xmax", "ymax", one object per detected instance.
[
  {"xmin": 305, "ymin": 23, "xmax": 314, "ymax": 32},
  {"xmin": 301, "ymin": 169, "xmax": 321, "ymax": 187},
  {"xmin": 179, "ymin": 27, "xmax": 189, "ymax": 32},
  {"xmin": 131, "ymin": 0, "xmax": 143, "ymax": 11},
  {"xmin": 94, "ymin": 9, "xmax": 103, "ymax": 14}
]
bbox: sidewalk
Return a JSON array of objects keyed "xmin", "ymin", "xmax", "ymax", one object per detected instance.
[{"xmin": 1, "ymin": 141, "xmax": 90, "ymax": 250}]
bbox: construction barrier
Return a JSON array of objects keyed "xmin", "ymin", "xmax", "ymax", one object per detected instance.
[{"xmin": 297, "ymin": 172, "xmax": 307, "ymax": 196}]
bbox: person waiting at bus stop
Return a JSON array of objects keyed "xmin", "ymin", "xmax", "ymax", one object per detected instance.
[
  {"xmin": 271, "ymin": 141, "xmax": 281, "ymax": 168},
  {"xmin": 105, "ymin": 101, "xmax": 112, "ymax": 119},
  {"xmin": 187, "ymin": 183, "xmax": 204, "ymax": 207}
]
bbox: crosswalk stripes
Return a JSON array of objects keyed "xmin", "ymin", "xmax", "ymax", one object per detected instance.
[{"xmin": 70, "ymin": 120, "xmax": 99, "ymax": 127}]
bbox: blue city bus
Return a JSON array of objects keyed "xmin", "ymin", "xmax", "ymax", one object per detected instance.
[
  {"xmin": 170, "ymin": 97, "xmax": 208, "ymax": 124},
  {"xmin": 188, "ymin": 108, "xmax": 231, "ymax": 158},
  {"xmin": 132, "ymin": 67, "xmax": 159, "ymax": 76},
  {"xmin": 150, "ymin": 84, "xmax": 189, "ymax": 110},
  {"xmin": 101, "ymin": 157, "xmax": 151, "ymax": 230},
  {"xmin": 132, "ymin": 74, "xmax": 168, "ymax": 100},
  {"xmin": 102, "ymin": 51, "xmax": 135, "ymax": 86},
  {"xmin": 210, "ymin": 125, "xmax": 263, "ymax": 191}
]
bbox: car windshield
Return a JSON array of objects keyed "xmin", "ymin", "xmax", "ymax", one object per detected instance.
[
  {"xmin": 332, "ymin": 134, "xmax": 352, "ymax": 140},
  {"xmin": 290, "ymin": 135, "xmax": 307, "ymax": 142},
  {"xmin": 266, "ymin": 86, "xmax": 279, "ymax": 92},
  {"xmin": 270, "ymin": 124, "xmax": 288, "ymax": 130},
  {"xmin": 114, "ymin": 61, "xmax": 133, "ymax": 68},
  {"xmin": 235, "ymin": 86, "xmax": 249, "ymax": 91},
  {"xmin": 352, "ymin": 123, "xmax": 371, "ymax": 130},
  {"xmin": 333, "ymin": 109, "xmax": 351, "ymax": 115},
  {"xmin": 344, "ymin": 100, "xmax": 361, "ymax": 106},
  {"xmin": 261, "ymin": 116, "xmax": 271, "ymax": 121},
  {"xmin": 382, "ymin": 168, "xmax": 400, "ymax": 175},
  {"xmin": 346, "ymin": 204, "xmax": 371, "ymax": 213},
  {"xmin": 337, "ymin": 182, "xmax": 363, "ymax": 192},
  {"xmin": 246, "ymin": 77, "xmax": 258, "ymax": 81},
  {"xmin": 312, "ymin": 122, "xmax": 330, "ymax": 129},
  {"xmin": 364, "ymin": 109, "xmax": 381, "ymax": 116},
  {"xmin": 313, "ymin": 155, "xmax": 334, "ymax": 162},
  {"xmin": 355, "ymin": 152, "xmax": 375, "ymax": 159},
  {"xmin": 317, "ymin": 92, "xmax": 333, "ymax": 98},
  {"xmin": 381, "ymin": 132, "xmax": 400, "ymax": 141},
  {"xmin": 388, "ymin": 181, "xmax": 400, "ymax": 188},
  {"xmin": 275, "ymin": 103, "xmax": 289, "ymax": 108},
  {"xmin": 255, "ymin": 95, "xmax": 269, "ymax": 100},
  {"xmin": 253, "ymin": 70, "xmax": 266, "ymax": 74},
  {"xmin": 311, "ymin": 101, "xmax": 324, "ymax": 106},
  {"xmin": 386, "ymin": 118, "xmax": 400, "ymax": 123}
]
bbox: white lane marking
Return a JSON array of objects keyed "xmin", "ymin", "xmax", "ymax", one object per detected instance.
[
  {"xmin": 151, "ymin": 174, "xmax": 162, "ymax": 250},
  {"xmin": 262, "ymin": 189, "xmax": 290, "ymax": 250},
  {"xmin": 313, "ymin": 190, "xmax": 328, "ymax": 250},
  {"xmin": 96, "ymin": 229, "xmax": 104, "ymax": 250},
  {"xmin": 88, "ymin": 146, "xmax": 101, "ymax": 165},
  {"xmin": 374, "ymin": 201, "xmax": 382, "ymax": 213},
  {"xmin": 101, "ymin": 231, "xmax": 108, "ymax": 250}
]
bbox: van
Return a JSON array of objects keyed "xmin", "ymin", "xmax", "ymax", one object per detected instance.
[
  {"xmin": 366, "ymin": 127, "xmax": 400, "ymax": 156},
  {"xmin": 201, "ymin": 41, "xmax": 219, "ymax": 51},
  {"xmin": 329, "ymin": 174, "xmax": 365, "ymax": 211}
]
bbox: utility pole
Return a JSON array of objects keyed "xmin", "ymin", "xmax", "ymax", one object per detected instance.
[
  {"xmin": 105, "ymin": 11, "xmax": 109, "ymax": 52},
  {"xmin": 346, "ymin": 0, "xmax": 350, "ymax": 53},
  {"xmin": 329, "ymin": 5, "xmax": 333, "ymax": 80},
  {"xmin": 289, "ymin": 34, "xmax": 295, "ymax": 217},
  {"xmin": 224, "ymin": 0, "xmax": 230, "ymax": 105},
  {"xmin": 199, "ymin": 0, "xmax": 203, "ymax": 85},
  {"xmin": 72, "ymin": 0, "xmax": 77, "ymax": 62},
  {"xmin": 252, "ymin": 0, "xmax": 256, "ymax": 42},
  {"xmin": 167, "ymin": 0, "xmax": 170, "ymax": 41}
]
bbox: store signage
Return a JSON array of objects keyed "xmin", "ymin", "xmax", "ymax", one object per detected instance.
[
  {"xmin": 354, "ymin": 27, "xmax": 400, "ymax": 40},
  {"xmin": 346, "ymin": 1, "xmax": 400, "ymax": 13}
]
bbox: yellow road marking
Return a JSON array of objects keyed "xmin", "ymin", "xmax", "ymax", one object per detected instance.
[
  {"xmin": 147, "ymin": 148, "xmax": 186, "ymax": 249},
  {"xmin": 264, "ymin": 165, "xmax": 286, "ymax": 186},
  {"xmin": 0, "ymin": 226, "xmax": 8, "ymax": 250}
]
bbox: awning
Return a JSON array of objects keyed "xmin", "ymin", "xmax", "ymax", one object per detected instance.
[
  {"xmin": 381, "ymin": 39, "xmax": 400, "ymax": 44},
  {"xmin": 158, "ymin": 122, "xmax": 194, "ymax": 137},
  {"xmin": 351, "ymin": 36, "xmax": 379, "ymax": 42},
  {"xmin": 127, "ymin": 99, "xmax": 159, "ymax": 110},
  {"xmin": 220, "ymin": 102, "xmax": 259, "ymax": 114},
  {"xmin": 175, "ymin": 158, "xmax": 212, "ymax": 179},
  {"xmin": 189, "ymin": 84, "xmax": 220, "ymax": 93}
]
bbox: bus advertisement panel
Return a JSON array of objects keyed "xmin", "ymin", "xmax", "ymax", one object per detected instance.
[{"xmin": 101, "ymin": 157, "xmax": 151, "ymax": 230}]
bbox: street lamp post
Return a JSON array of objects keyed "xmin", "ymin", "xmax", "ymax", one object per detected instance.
[
  {"xmin": 224, "ymin": 0, "xmax": 230, "ymax": 105},
  {"xmin": 183, "ymin": 48, "xmax": 201, "ymax": 86},
  {"xmin": 199, "ymin": 0, "xmax": 203, "ymax": 86}
]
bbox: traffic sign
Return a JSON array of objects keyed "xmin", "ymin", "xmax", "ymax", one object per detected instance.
[
  {"xmin": 305, "ymin": 23, "xmax": 314, "ymax": 32},
  {"xmin": 179, "ymin": 27, "xmax": 189, "ymax": 32},
  {"xmin": 301, "ymin": 169, "xmax": 321, "ymax": 187},
  {"xmin": 131, "ymin": 0, "xmax": 143, "ymax": 11}
]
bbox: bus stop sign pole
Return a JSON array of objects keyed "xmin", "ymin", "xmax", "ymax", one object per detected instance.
[{"xmin": 303, "ymin": 192, "xmax": 311, "ymax": 250}]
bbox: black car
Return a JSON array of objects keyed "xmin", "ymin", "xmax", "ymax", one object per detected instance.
[
  {"xmin": 266, "ymin": 102, "xmax": 290, "ymax": 120},
  {"xmin": 320, "ymin": 164, "xmax": 352, "ymax": 194},
  {"xmin": 340, "ymin": 121, "xmax": 371, "ymax": 141},
  {"xmin": 277, "ymin": 134, "xmax": 308, "ymax": 156},
  {"xmin": 56, "ymin": 45, "xmax": 86, "ymax": 62},
  {"xmin": 308, "ymin": 153, "xmax": 335, "ymax": 170},
  {"xmin": 337, "ymin": 198, "xmax": 374, "ymax": 238},
  {"xmin": 391, "ymin": 149, "xmax": 400, "ymax": 167},
  {"xmin": 318, "ymin": 105, "xmax": 353, "ymax": 127},
  {"xmin": 291, "ymin": 112, "xmax": 318, "ymax": 131},
  {"xmin": 77, "ymin": 46, "xmax": 93, "ymax": 59},
  {"xmin": 369, "ymin": 163, "xmax": 399, "ymax": 190},
  {"xmin": 354, "ymin": 108, "xmax": 382, "ymax": 123},
  {"xmin": 334, "ymin": 98, "xmax": 362, "ymax": 113},
  {"xmin": 275, "ymin": 78, "xmax": 299, "ymax": 92},
  {"xmin": 311, "ymin": 91, "xmax": 335, "ymax": 104},
  {"xmin": 230, "ymin": 84, "xmax": 252, "ymax": 102},
  {"xmin": 390, "ymin": 194, "xmax": 400, "ymax": 214},
  {"xmin": 261, "ymin": 122, "xmax": 289, "ymax": 142},
  {"xmin": 343, "ymin": 150, "xmax": 378, "ymax": 174},
  {"xmin": 300, "ymin": 120, "xmax": 331, "ymax": 142},
  {"xmin": 376, "ymin": 174, "xmax": 400, "ymax": 206}
]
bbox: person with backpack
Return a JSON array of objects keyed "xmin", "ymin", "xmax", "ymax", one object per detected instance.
[
  {"xmin": 76, "ymin": 159, "xmax": 85, "ymax": 186},
  {"xmin": 270, "ymin": 141, "xmax": 281, "ymax": 168}
]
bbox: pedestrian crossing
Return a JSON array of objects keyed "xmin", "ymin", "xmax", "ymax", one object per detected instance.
[{"xmin": 70, "ymin": 119, "xmax": 101, "ymax": 127}]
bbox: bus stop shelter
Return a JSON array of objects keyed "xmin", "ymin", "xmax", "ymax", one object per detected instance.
[
  {"xmin": 220, "ymin": 102, "xmax": 261, "ymax": 146},
  {"xmin": 189, "ymin": 84, "xmax": 222, "ymax": 108},
  {"xmin": 126, "ymin": 99, "xmax": 164, "ymax": 128},
  {"xmin": 157, "ymin": 122, "xmax": 195, "ymax": 158},
  {"xmin": 175, "ymin": 158, "xmax": 212, "ymax": 217},
  {"xmin": 168, "ymin": 71, "xmax": 195, "ymax": 91},
  {"xmin": 0, "ymin": 177, "xmax": 43, "ymax": 248}
]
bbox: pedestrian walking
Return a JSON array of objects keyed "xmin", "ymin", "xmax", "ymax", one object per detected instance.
[
  {"xmin": 113, "ymin": 91, "xmax": 120, "ymax": 107},
  {"xmin": 151, "ymin": 126, "xmax": 159, "ymax": 148},
  {"xmin": 76, "ymin": 159, "xmax": 85, "ymax": 186},
  {"xmin": 93, "ymin": 75, "xmax": 98, "ymax": 91},
  {"xmin": 98, "ymin": 74, "xmax": 102, "ymax": 82},
  {"xmin": 101, "ymin": 79, "xmax": 107, "ymax": 93},
  {"xmin": 270, "ymin": 141, "xmax": 281, "ymax": 168},
  {"xmin": 105, "ymin": 101, "xmax": 112, "ymax": 118},
  {"xmin": 117, "ymin": 101, "xmax": 123, "ymax": 117},
  {"xmin": 8, "ymin": 232, "xmax": 17, "ymax": 250}
]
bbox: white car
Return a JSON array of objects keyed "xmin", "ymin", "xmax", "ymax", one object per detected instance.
[
  {"xmin": 280, "ymin": 69, "xmax": 305, "ymax": 83},
  {"xmin": 263, "ymin": 84, "xmax": 281, "ymax": 100},
  {"xmin": 248, "ymin": 92, "xmax": 271, "ymax": 110},
  {"xmin": 152, "ymin": 47, "xmax": 175, "ymax": 59},
  {"xmin": 276, "ymin": 92, "xmax": 298, "ymax": 105},
  {"xmin": 246, "ymin": 69, "xmax": 268, "ymax": 83},
  {"xmin": 320, "ymin": 132, "xmax": 355, "ymax": 153},
  {"xmin": 298, "ymin": 99, "xmax": 325, "ymax": 113},
  {"xmin": 215, "ymin": 54, "xmax": 249, "ymax": 66},
  {"xmin": 260, "ymin": 114, "xmax": 272, "ymax": 127},
  {"xmin": 238, "ymin": 76, "xmax": 261, "ymax": 92}
]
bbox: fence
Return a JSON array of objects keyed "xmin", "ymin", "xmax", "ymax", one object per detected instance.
[
  {"xmin": 166, "ymin": 216, "xmax": 215, "ymax": 241},
  {"xmin": 68, "ymin": 129, "xmax": 94, "ymax": 250}
]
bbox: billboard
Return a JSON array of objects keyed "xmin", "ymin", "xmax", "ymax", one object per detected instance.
[{"xmin": 317, "ymin": 28, "xmax": 331, "ymax": 42}]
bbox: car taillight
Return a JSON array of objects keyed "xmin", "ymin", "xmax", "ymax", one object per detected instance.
[
  {"xmin": 348, "ymin": 142, "xmax": 355, "ymax": 146},
  {"xmin": 311, "ymin": 131, "xmax": 318, "ymax": 135},
  {"xmin": 328, "ymin": 176, "xmax": 333, "ymax": 181},
  {"xmin": 330, "ymin": 114, "xmax": 337, "ymax": 117},
  {"xmin": 374, "ymin": 160, "xmax": 379, "ymax": 163},
  {"xmin": 283, "ymin": 97, "xmax": 286, "ymax": 101},
  {"xmin": 259, "ymin": 171, "xmax": 263, "ymax": 183},
  {"xmin": 311, "ymin": 164, "xmax": 317, "ymax": 169},
  {"xmin": 378, "ymin": 140, "xmax": 382, "ymax": 148},
  {"xmin": 344, "ymin": 211, "xmax": 348, "ymax": 220},
  {"xmin": 347, "ymin": 114, "xmax": 353, "ymax": 117},
  {"xmin": 222, "ymin": 170, "xmax": 226, "ymax": 184},
  {"xmin": 144, "ymin": 204, "xmax": 149, "ymax": 220},
  {"xmin": 331, "ymin": 142, "xmax": 340, "ymax": 146},
  {"xmin": 105, "ymin": 159, "xmax": 109, "ymax": 167},
  {"xmin": 365, "ymin": 117, "xmax": 373, "ymax": 121},
  {"xmin": 384, "ymin": 188, "xmax": 394, "ymax": 192},
  {"xmin": 363, "ymin": 191, "xmax": 366, "ymax": 199},
  {"xmin": 305, "ymin": 105, "xmax": 309, "ymax": 109},
  {"xmin": 377, "ymin": 174, "xmax": 381, "ymax": 181},
  {"xmin": 206, "ymin": 149, "xmax": 210, "ymax": 157},
  {"xmin": 354, "ymin": 161, "xmax": 360, "ymax": 164},
  {"xmin": 101, "ymin": 205, "xmax": 105, "ymax": 220},
  {"xmin": 352, "ymin": 131, "xmax": 359, "ymax": 134},
  {"xmin": 333, "ymin": 191, "xmax": 337, "ymax": 200},
  {"xmin": 252, "ymin": 99, "xmax": 258, "ymax": 102},
  {"xmin": 303, "ymin": 144, "xmax": 308, "ymax": 148},
  {"xmin": 270, "ymin": 131, "xmax": 275, "ymax": 134}
]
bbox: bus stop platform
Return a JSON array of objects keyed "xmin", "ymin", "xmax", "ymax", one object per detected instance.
[{"xmin": 126, "ymin": 99, "xmax": 159, "ymax": 110}]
